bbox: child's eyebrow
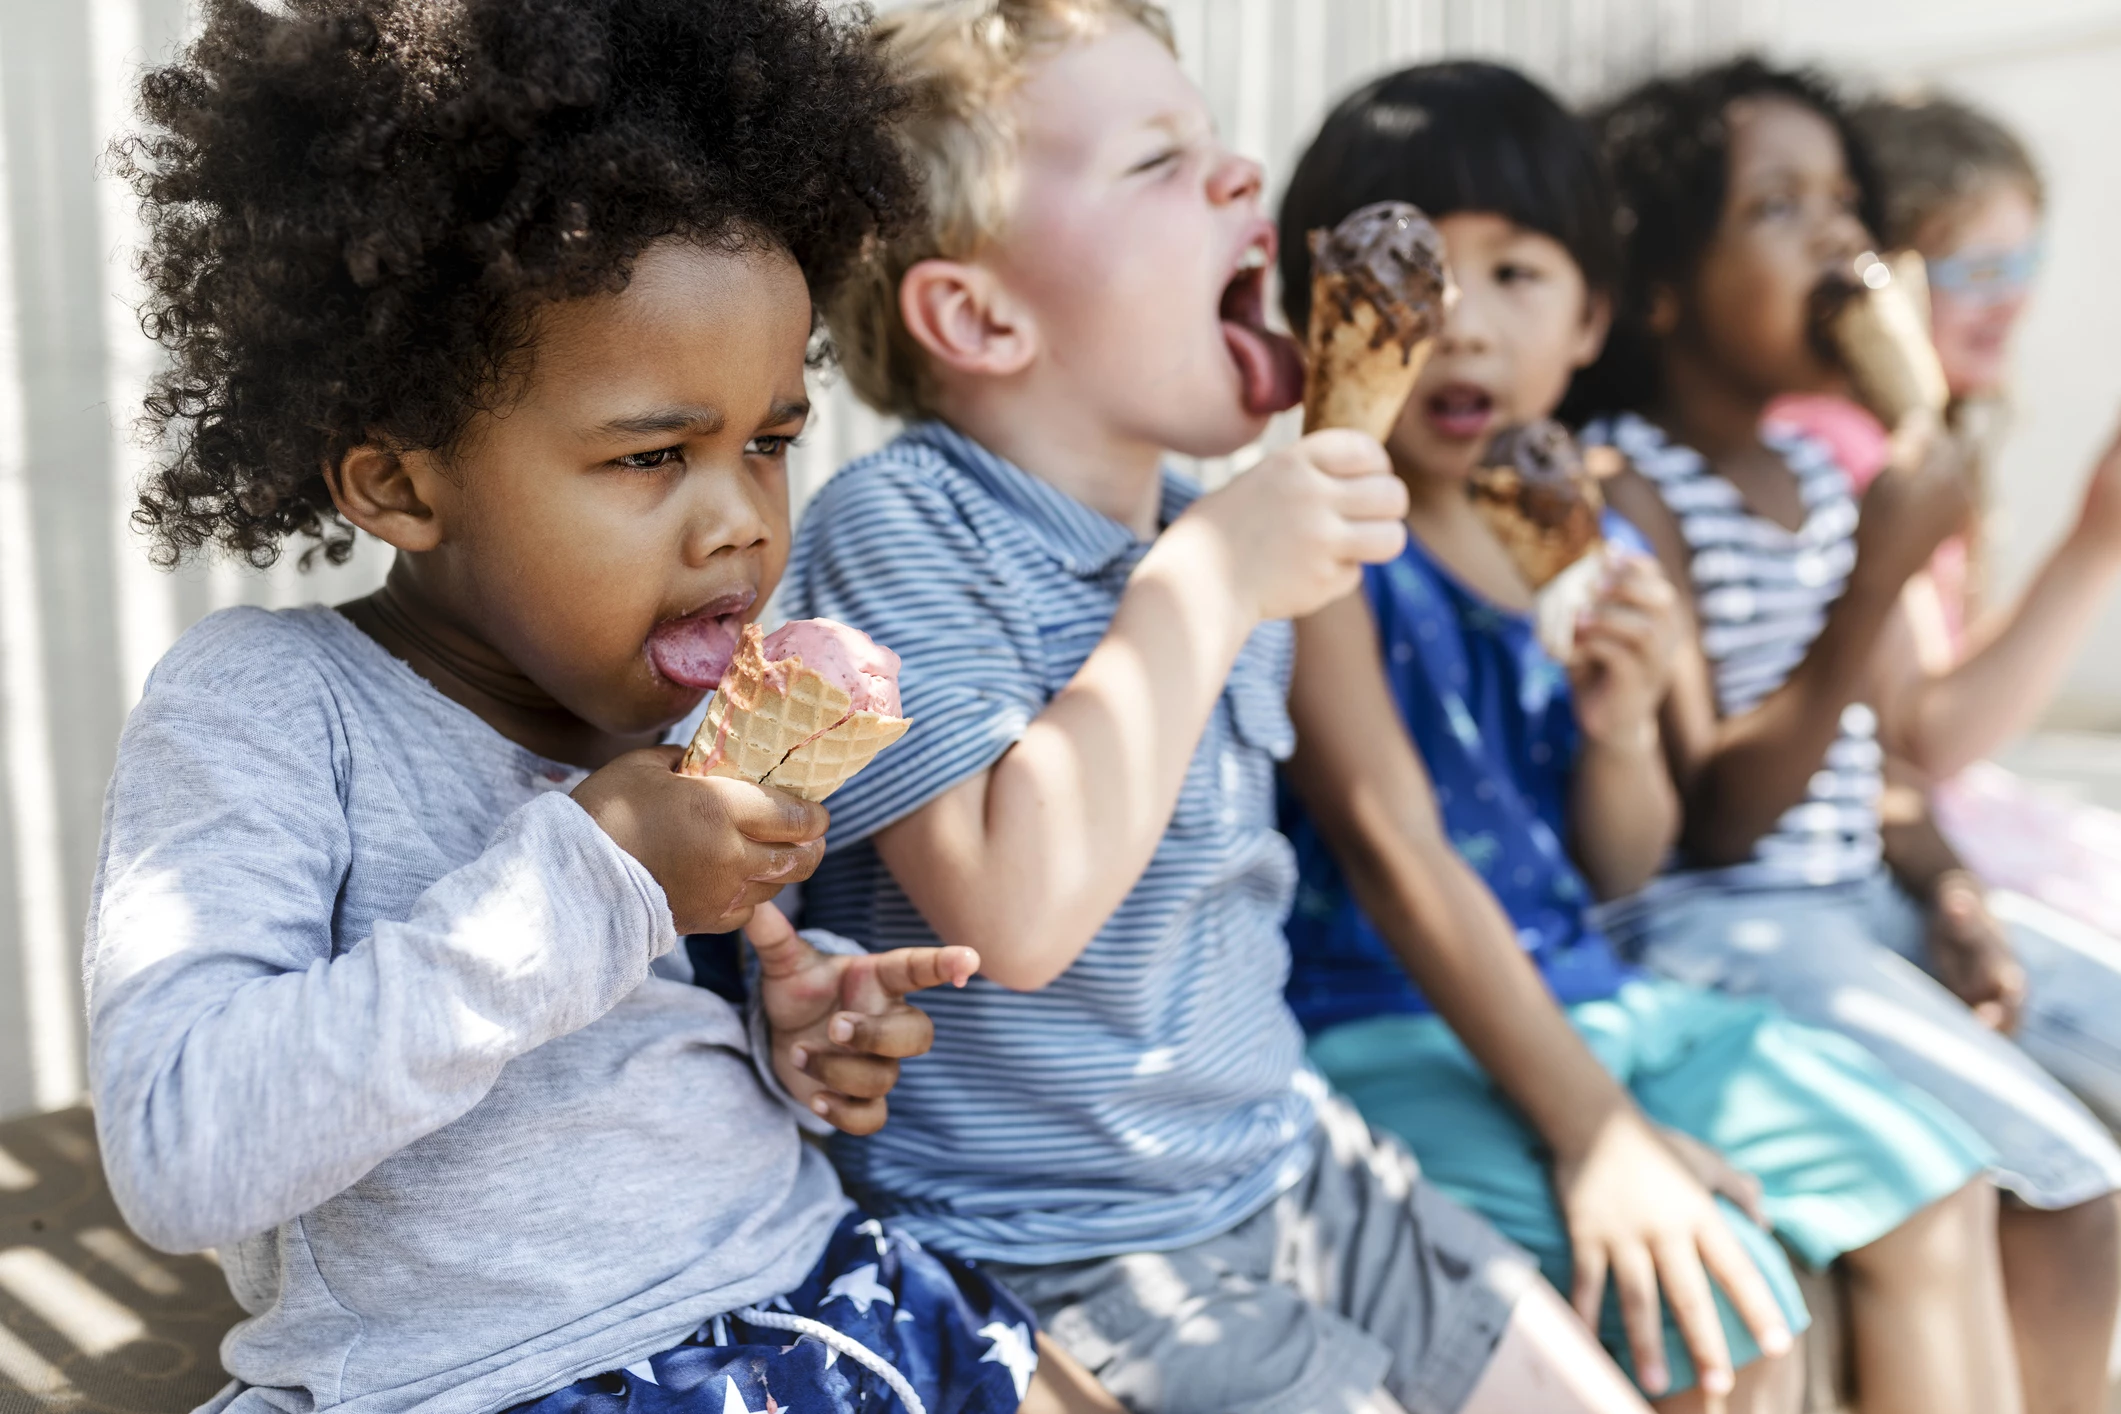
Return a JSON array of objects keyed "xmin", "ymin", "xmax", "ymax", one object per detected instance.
[{"xmin": 596, "ymin": 405, "xmax": 727, "ymax": 439}]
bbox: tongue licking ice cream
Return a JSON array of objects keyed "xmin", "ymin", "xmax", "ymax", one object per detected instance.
[
  {"xmin": 677, "ymin": 619, "xmax": 912, "ymax": 802},
  {"xmin": 646, "ymin": 611, "xmax": 746, "ymax": 690},
  {"xmin": 1302, "ymin": 201, "xmax": 1455, "ymax": 441},
  {"xmin": 1467, "ymin": 420, "xmax": 1618, "ymax": 660},
  {"xmin": 1809, "ymin": 250, "xmax": 1949, "ymax": 431}
]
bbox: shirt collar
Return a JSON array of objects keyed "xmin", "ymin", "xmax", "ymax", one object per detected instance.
[{"xmin": 903, "ymin": 420, "xmax": 1201, "ymax": 577}]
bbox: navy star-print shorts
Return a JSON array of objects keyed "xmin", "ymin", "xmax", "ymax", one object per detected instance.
[{"xmin": 507, "ymin": 1211, "xmax": 1038, "ymax": 1414}]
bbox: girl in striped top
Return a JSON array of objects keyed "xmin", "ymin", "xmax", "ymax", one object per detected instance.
[{"xmin": 1572, "ymin": 57, "xmax": 2121, "ymax": 1413}]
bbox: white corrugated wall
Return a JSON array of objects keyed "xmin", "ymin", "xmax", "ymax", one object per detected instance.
[{"xmin": 21, "ymin": 0, "xmax": 2114, "ymax": 1119}]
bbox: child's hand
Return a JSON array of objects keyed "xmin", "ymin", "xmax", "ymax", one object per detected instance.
[
  {"xmin": 1658, "ymin": 1125, "xmax": 1767, "ymax": 1228},
  {"xmin": 572, "ymin": 746, "xmax": 827, "ymax": 934},
  {"xmin": 1853, "ymin": 423, "xmax": 1975, "ymax": 592},
  {"xmin": 1183, "ymin": 429, "xmax": 1408, "ymax": 623},
  {"xmin": 1927, "ymin": 870, "xmax": 2026, "ymax": 1033},
  {"xmin": 747, "ymin": 902, "xmax": 978, "ymax": 1135},
  {"xmin": 1569, "ymin": 554, "xmax": 1681, "ymax": 749},
  {"xmin": 2068, "ymin": 415, "xmax": 2121, "ymax": 561},
  {"xmin": 1553, "ymin": 1108, "xmax": 1792, "ymax": 1401}
]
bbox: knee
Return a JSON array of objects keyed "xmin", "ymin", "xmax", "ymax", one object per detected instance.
[{"xmin": 1845, "ymin": 1180, "xmax": 1999, "ymax": 1285}]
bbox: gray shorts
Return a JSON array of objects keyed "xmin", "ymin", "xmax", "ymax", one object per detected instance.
[
  {"xmin": 985, "ymin": 1098, "xmax": 1535, "ymax": 1414},
  {"xmin": 1604, "ymin": 872, "xmax": 2121, "ymax": 1210}
]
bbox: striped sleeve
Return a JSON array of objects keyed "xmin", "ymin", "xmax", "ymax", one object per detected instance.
[{"xmin": 784, "ymin": 455, "xmax": 1048, "ymax": 847}]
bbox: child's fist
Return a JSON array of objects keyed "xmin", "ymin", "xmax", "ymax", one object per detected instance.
[
  {"xmin": 1569, "ymin": 553, "xmax": 1681, "ymax": 748},
  {"xmin": 1854, "ymin": 422, "xmax": 1975, "ymax": 591},
  {"xmin": 572, "ymin": 746, "xmax": 826, "ymax": 934},
  {"xmin": 748, "ymin": 902, "xmax": 979, "ymax": 1135},
  {"xmin": 1927, "ymin": 870, "xmax": 2025, "ymax": 1033},
  {"xmin": 1185, "ymin": 429, "xmax": 1408, "ymax": 622}
]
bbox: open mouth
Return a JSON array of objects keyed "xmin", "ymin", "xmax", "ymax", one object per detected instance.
[
  {"xmin": 645, "ymin": 589, "xmax": 757, "ymax": 690},
  {"xmin": 1220, "ymin": 248, "xmax": 1306, "ymax": 417},
  {"xmin": 1424, "ymin": 383, "xmax": 1496, "ymax": 442}
]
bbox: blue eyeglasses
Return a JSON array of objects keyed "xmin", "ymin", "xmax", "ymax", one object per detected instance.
[{"xmin": 1927, "ymin": 237, "xmax": 2045, "ymax": 302}]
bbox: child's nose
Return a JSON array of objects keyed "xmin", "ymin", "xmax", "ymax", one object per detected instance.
[{"xmin": 1207, "ymin": 151, "xmax": 1263, "ymax": 207}]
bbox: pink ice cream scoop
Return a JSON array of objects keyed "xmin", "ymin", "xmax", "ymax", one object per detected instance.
[{"xmin": 761, "ymin": 618, "xmax": 902, "ymax": 717}]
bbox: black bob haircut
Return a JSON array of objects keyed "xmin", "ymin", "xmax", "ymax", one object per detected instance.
[
  {"xmin": 1559, "ymin": 56, "xmax": 1883, "ymax": 423},
  {"xmin": 1277, "ymin": 61, "xmax": 1620, "ymax": 336},
  {"xmin": 120, "ymin": 0, "xmax": 915, "ymax": 568}
]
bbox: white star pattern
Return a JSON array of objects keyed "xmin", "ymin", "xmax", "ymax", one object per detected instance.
[
  {"xmin": 822, "ymin": 1263, "xmax": 896, "ymax": 1316},
  {"xmin": 721, "ymin": 1376, "xmax": 770, "ymax": 1414},
  {"xmin": 853, "ymin": 1218, "xmax": 890, "ymax": 1257},
  {"xmin": 623, "ymin": 1361, "xmax": 660, "ymax": 1386},
  {"xmin": 977, "ymin": 1322, "xmax": 1037, "ymax": 1400}
]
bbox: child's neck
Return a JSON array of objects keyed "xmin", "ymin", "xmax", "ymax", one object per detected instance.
[
  {"xmin": 936, "ymin": 387, "xmax": 1168, "ymax": 539},
  {"xmin": 1653, "ymin": 343, "xmax": 1773, "ymax": 461},
  {"xmin": 1399, "ymin": 462, "xmax": 1536, "ymax": 613},
  {"xmin": 341, "ymin": 564, "xmax": 663, "ymax": 770}
]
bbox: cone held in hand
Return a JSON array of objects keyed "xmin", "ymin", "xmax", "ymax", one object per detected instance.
[
  {"xmin": 1303, "ymin": 200, "xmax": 1455, "ymax": 441},
  {"xmin": 1811, "ymin": 250, "xmax": 1949, "ymax": 431},
  {"xmin": 1467, "ymin": 421, "xmax": 1617, "ymax": 660},
  {"xmin": 679, "ymin": 623, "xmax": 911, "ymax": 803}
]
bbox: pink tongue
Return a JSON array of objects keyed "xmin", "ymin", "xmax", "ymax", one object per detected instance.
[
  {"xmin": 647, "ymin": 615, "xmax": 743, "ymax": 689},
  {"xmin": 1223, "ymin": 320, "xmax": 1307, "ymax": 416}
]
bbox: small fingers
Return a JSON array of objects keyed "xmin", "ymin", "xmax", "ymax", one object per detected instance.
[
  {"xmin": 810, "ymin": 1092, "xmax": 888, "ymax": 1136},
  {"xmin": 1301, "ymin": 428, "xmax": 1393, "ymax": 478},
  {"xmin": 865, "ymin": 944, "xmax": 983, "ymax": 1001},
  {"xmin": 1651, "ymin": 1237, "xmax": 1735, "ymax": 1401},
  {"xmin": 1609, "ymin": 1242, "xmax": 1670, "ymax": 1395},
  {"xmin": 721, "ymin": 779, "xmax": 831, "ymax": 845},
  {"xmin": 1695, "ymin": 1217, "xmax": 1793, "ymax": 1360},
  {"xmin": 1569, "ymin": 1239, "xmax": 1610, "ymax": 1329},
  {"xmin": 797, "ymin": 1048, "xmax": 902, "ymax": 1101},
  {"xmin": 1341, "ymin": 518, "xmax": 1409, "ymax": 567},
  {"xmin": 828, "ymin": 1006, "xmax": 935, "ymax": 1061}
]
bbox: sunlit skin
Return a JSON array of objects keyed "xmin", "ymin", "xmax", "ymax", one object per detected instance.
[{"xmin": 1916, "ymin": 182, "xmax": 2042, "ymax": 400}]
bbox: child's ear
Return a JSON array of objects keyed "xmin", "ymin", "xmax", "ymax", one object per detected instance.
[
  {"xmin": 1572, "ymin": 291, "xmax": 1616, "ymax": 369},
  {"xmin": 898, "ymin": 259, "xmax": 1037, "ymax": 380},
  {"xmin": 324, "ymin": 442, "xmax": 446, "ymax": 553}
]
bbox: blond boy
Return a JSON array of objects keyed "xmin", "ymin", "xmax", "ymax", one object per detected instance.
[{"xmin": 784, "ymin": 5, "xmax": 1658, "ymax": 1411}]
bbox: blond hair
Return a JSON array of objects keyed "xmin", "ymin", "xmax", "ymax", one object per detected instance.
[{"xmin": 826, "ymin": 0, "xmax": 1175, "ymax": 418}]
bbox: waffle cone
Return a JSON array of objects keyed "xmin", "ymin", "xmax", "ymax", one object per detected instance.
[
  {"xmin": 1829, "ymin": 252, "xmax": 1948, "ymax": 429},
  {"xmin": 1303, "ymin": 273, "xmax": 1436, "ymax": 441},
  {"xmin": 678, "ymin": 625, "xmax": 912, "ymax": 802}
]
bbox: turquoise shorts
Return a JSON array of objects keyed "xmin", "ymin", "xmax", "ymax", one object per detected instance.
[{"xmin": 1310, "ymin": 978, "xmax": 1993, "ymax": 1394}]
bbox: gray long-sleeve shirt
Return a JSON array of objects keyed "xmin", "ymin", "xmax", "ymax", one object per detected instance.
[{"xmin": 84, "ymin": 606, "xmax": 849, "ymax": 1414}]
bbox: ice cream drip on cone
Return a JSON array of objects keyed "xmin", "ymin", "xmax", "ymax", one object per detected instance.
[
  {"xmin": 1467, "ymin": 420, "xmax": 1618, "ymax": 660},
  {"xmin": 1810, "ymin": 250, "xmax": 1949, "ymax": 433},
  {"xmin": 1302, "ymin": 201, "xmax": 1455, "ymax": 441},
  {"xmin": 678, "ymin": 619, "xmax": 911, "ymax": 803}
]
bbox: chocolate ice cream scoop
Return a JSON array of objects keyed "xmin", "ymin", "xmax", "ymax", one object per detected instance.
[
  {"xmin": 1466, "ymin": 421, "xmax": 1606, "ymax": 590},
  {"xmin": 1302, "ymin": 202, "xmax": 1455, "ymax": 439}
]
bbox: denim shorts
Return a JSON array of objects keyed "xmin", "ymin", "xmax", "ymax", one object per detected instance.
[{"xmin": 1602, "ymin": 871, "xmax": 2121, "ymax": 1210}]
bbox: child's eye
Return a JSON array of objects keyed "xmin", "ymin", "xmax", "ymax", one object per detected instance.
[
  {"xmin": 614, "ymin": 446, "xmax": 684, "ymax": 471},
  {"xmin": 1495, "ymin": 262, "xmax": 1542, "ymax": 286},
  {"xmin": 1126, "ymin": 147, "xmax": 1182, "ymax": 176},
  {"xmin": 746, "ymin": 434, "xmax": 798, "ymax": 457}
]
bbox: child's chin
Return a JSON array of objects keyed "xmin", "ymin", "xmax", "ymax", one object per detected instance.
[{"xmin": 1159, "ymin": 402, "xmax": 1273, "ymax": 461}]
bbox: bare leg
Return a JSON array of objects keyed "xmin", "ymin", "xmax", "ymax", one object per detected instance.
[
  {"xmin": 1017, "ymin": 1335, "xmax": 1124, "ymax": 1414},
  {"xmin": 1997, "ymin": 1195, "xmax": 2121, "ymax": 1414},
  {"xmin": 1459, "ymin": 1277, "xmax": 1657, "ymax": 1414},
  {"xmin": 1841, "ymin": 1180, "xmax": 2022, "ymax": 1414}
]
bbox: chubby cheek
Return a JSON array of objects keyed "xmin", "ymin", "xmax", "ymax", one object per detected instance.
[
  {"xmin": 1931, "ymin": 298, "xmax": 2021, "ymax": 397},
  {"xmin": 1697, "ymin": 254, "xmax": 1831, "ymax": 394},
  {"xmin": 467, "ymin": 486, "xmax": 693, "ymax": 725}
]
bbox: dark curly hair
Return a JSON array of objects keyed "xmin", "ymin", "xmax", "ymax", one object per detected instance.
[
  {"xmin": 120, "ymin": 0, "xmax": 915, "ymax": 568},
  {"xmin": 1559, "ymin": 56, "xmax": 1882, "ymax": 424}
]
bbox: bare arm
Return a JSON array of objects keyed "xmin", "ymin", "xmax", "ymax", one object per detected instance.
[
  {"xmin": 1287, "ymin": 591, "xmax": 1788, "ymax": 1396},
  {"xmin": 1565, "ymin": 556, "xmax": 1683, "ymax": 899},
  {"xmin": 1610, "ymin": 428, "xmax": 1971, "ymax": 867},
  {"xmin": 875, "ymin": 433, "xmax": 1407, "ymax": 991},
  {"xmin": 1887, "ymin": 417, "xmax": 2121, "ymax": 773}
]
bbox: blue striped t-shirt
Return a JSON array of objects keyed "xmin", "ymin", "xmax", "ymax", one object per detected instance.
[{"xmin": 782, "ymin": 422, "xmax": 1323, "ymax": 1265}]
